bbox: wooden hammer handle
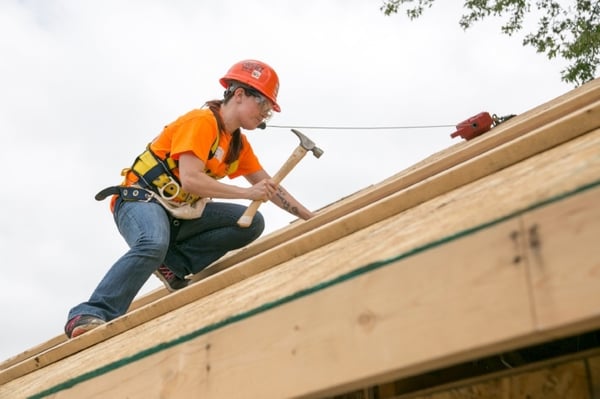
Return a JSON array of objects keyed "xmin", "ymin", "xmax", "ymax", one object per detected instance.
[{"xmin": 237, "ymin": 146, "xmax": 308, "ymax": 227}]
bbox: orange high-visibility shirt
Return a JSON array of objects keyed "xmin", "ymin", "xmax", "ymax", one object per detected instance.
[
  {"xmin": 112, "ymin": 108, "xmax": 263, "ymax": 211},
  {"xmin": 149, "ymin": 108, "xmax": 262, "ymax": 179}
]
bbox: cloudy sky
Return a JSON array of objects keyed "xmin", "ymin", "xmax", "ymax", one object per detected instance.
[{"xmin": 0, "ymin": 0, "xmax": 572, "ymax": 363}]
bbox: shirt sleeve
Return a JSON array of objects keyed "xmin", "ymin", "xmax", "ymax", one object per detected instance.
[{"xmin": 168, "ymin": 111, "xmax": 219, "ymax": 163}]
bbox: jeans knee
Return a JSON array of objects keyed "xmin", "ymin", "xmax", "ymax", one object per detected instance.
[
  {"xmin": 248, "ymin": 211, "xmax": 265, "ymax": 240},
  {"xmin": 137, "ymin": 237, "xmax": 170, "ymax": 263}
]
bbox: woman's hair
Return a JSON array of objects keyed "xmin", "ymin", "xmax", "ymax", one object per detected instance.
[{"xmin": 205, "ymin": 97, "xmax": 242, "ymax": 165}]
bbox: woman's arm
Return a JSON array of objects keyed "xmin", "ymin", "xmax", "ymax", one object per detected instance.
[
  {"xmin": 178, "ymin": 152, "xmax": 275, "ymax": 201},
  {"xmin": 245, "ymin": 170, "xmax": 315, "ymax": 220}
]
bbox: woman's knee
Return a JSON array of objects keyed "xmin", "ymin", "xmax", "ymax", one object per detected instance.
[
  {"xmin": 247, "ymin": 211, "xmax": 265, "ymax": 240},
  {"xmin": 134, "ymin": 234, "xmax": 170, "ymax": 262}
]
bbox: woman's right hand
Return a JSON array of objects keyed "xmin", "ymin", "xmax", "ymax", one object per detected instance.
[{"xmin": 247, "ymin": 178, "xmax": 277, "ymax": 201}]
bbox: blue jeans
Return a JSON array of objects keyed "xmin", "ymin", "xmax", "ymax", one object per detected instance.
[{"xmin": 67, "ymin": 199, "xmax": 264, "ymax": 322}]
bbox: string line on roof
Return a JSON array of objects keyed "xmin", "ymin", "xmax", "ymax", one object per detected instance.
[{"xmin": 265, "ymin": 124, "xmax": 456, "ymax": 130}]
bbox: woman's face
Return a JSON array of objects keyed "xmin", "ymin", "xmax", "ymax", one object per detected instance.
[{"xmin": 238, "ymin": 88, "xmax": 274, "ymax": 130}]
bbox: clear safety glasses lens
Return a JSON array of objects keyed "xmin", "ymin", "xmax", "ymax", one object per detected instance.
[
  {"xmin": 242, "ymin": 87, "xmax": 273, "ymax": 121},
  {"xmin": 251, "ymin": 92, "xmax": 273, "ymax": 120}
]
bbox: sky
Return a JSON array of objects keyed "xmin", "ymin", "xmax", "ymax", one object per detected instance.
[{"xmin": 0, "ymin": 0, "xmax": 573, "ymax": 363}]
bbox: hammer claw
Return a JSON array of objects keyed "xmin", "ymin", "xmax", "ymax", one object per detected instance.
[{"xmin": 291, "ymin": 129, "xmax": 324, "ymax": 158}]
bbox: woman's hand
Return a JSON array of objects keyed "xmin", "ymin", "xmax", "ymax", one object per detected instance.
[{"xmin": 247, "ymin": 178, "xmax": 277, "ymax": 201}]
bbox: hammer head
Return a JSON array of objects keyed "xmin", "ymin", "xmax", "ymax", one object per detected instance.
[{"xmin": 291, "ymin": 129, "xmax": 324, "ymax": 158}]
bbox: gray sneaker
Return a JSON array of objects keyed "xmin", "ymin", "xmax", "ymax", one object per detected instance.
[{"xmin": 154, "ymin": 264, "xmax": 189, "ymax": 292}]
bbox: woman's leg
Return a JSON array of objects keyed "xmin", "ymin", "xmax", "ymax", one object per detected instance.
[
  {"xmin": 67, "ymin": 200, "xmax": 172, "ymax": 322},
  {"xmin": 164, "ymin": 202, "xmax": 265, "ymax": 275}
]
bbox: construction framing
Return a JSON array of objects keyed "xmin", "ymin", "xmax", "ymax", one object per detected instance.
[{"xmin": 1, "ymin": 78, "xmax": 599, "ymax": 399}]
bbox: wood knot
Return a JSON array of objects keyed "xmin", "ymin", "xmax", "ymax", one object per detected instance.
[{"xmin": 357, "ymin": 310, "xmax": 377, "ymax": 332}]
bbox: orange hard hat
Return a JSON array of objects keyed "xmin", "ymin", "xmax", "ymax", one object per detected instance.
[{"xmin": 219, "ymin": 60, "xmax": 281, "ymax": 112}]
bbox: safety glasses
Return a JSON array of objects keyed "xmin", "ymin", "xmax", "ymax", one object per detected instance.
[{"xmin": 244, "ymin": 88, "xmax": 273, "ymax": 120}]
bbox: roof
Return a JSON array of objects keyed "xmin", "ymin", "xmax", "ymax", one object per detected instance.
[{"xmin": 1, "ymin": 78, "xmax": 599, "ymax": 399}]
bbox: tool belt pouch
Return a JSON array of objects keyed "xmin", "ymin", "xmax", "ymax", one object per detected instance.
[{"xmin": 152, "ymin": 195, "xmax": 209, "ymax": 220}]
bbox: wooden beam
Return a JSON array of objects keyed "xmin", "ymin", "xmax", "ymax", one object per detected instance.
[
  {"xmin": 525, "ymin": 186, "xmax": 600, "ymax": 334},
  {"xmin": 8, "ymin": 185, "xmax": 600, "ymax": 399},
  {"xmin": 123, "ymin": 76, "xmax": 600, "ymax": 312},
  {"xmin": 2, "ymin": 125, "xmax": 599, "ymax": 396},
  {"xmin": 1, "ymin": 79, "xmax": 598, "ymax": 379},
  {"xmin": 188, "ymin": 77, "xmax": 600, "ymax": 283},
  {"xmin": 1, "ymin": 100, "xmax": 598, "ymax": 387}
]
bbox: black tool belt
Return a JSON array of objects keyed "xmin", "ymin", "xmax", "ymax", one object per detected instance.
[{"xmin": 95, "ymin": 186, "xmax": 154, "ymax": 202}]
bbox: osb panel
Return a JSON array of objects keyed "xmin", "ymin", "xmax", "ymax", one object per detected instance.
[
  {"xmin": 424, "ymin": 379, "xmax": 509, "ymax": 399},
  {"xmin": 509, "ymin": 361, "xmax": 589, "ymax": 399},
  {"xmin": 395, "ymin": 360, "xmax": 590, "ymax": 399},
  {"xmin": 587, "ymin": 355, "xmax": 600, "ymax": 399},
  {"xmin": 398, "ymin": 358, "xmax": 600, "ymax": 399}
]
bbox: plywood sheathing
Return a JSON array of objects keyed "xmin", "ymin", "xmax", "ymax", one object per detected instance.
[
  {"xmin": 1, "ymin": 79, "xmax": 597, "ymax": 378},
  {"xmin": 2, "ymin": 123, "xmax": 599, "ymax": 396}
]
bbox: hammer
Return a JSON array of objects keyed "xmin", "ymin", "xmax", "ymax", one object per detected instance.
[{"xmin": 237, "ymin": 129, "xmax": 324, "ymax": 227}]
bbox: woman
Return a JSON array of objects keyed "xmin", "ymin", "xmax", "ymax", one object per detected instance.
[{"xmin": 65, "ymin": 60, "xmax": 315, "ymax": 338}]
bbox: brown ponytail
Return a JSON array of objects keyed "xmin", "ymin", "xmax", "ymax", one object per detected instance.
[{"xmin": 204, "ymin": 100, "xmax": 243, "ymax": 165}]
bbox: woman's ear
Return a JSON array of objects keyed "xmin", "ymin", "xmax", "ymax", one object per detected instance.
[{"xmin": 233, "ymin": 87, "xmax": 245, "ymax": 103}]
